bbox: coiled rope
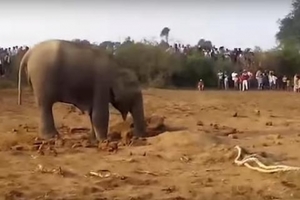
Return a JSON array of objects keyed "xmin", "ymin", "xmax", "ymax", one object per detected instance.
[{"xmin": 234, "ymin": 145, "xmax": 300, "ymax": 173}]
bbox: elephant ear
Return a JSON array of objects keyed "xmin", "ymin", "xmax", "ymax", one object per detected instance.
[
  {"xmin": 111, "ymin": 68, "xmax": 140, "ymax": 119},
  {"xmin": 111, "ymin": 68, "xmax": 140, "ymax": 101}
]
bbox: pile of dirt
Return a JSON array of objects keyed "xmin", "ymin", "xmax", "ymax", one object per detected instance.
[{"xmin": 150, "ymin": 130, "xmax": 227, "ymax": 150}]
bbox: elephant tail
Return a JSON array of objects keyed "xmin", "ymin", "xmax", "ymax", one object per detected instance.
[{"xmin": 18, "ymin": 49, "xmax": 31, "ymax": 105}]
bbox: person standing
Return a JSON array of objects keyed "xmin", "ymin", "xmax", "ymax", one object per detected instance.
[
  {"xmin": 197, "ymin": 79, "xmax": 204, "ymax": 91},
  {"xmin": 231, "ymin": 71, "xmax": 238, "ymax": 90},
  {"xmin": 217, "ymin": 70, "xmax": 223, "ymax": 89},
  {"xmin": 293, "ymin": 74, "xmax": 299, "ymax": 92},
  {"xmin": 241, "ymin": 70, "xmax": 249, "ymax": 91},
  {"xmin": 256, "ymin": 69, "xmax": 263, "ymax": 90},
  {"xmin": 247, "ymin": 70, "xmax": 253, "ymax": 89},
  {"xmin": 224, "ymin": 72, "xmax": 229, "ymax": 90},
  {"xmin": 282, "ymin": 75, "xmax": 287, "ymax": 90}
]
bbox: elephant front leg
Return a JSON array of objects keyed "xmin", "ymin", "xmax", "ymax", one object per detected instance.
[
  {"xmin": 91, "ymin": 103, "xmax": 109, "ymax": 142},
  {"xmin": 88, "ymin": 113, "xmax": 100, "ymax": 146},
  {"xmin": 39, "ymin": 104, "xmax": 59, "ymax": 139},
  {"xmin": 89, "ymin": 114, "xmax": 96, "ymax": 140}
]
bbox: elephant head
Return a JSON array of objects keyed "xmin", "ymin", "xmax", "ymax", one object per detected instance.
[{"xmin": 110, "ymin": 68, "xmax": 146, "ymax": 138}]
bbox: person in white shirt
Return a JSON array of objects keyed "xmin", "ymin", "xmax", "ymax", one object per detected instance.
[
  {"xmin": 204, "ymin": 51, "xmax": 208, "ymax": 57},
  {"xmin": 294, "ymin": 74, "xmax": 299, "ymax": 92},
  {"xmin": 231, "ymin": 71, "xmax": 237, "ymax": 79},
  {"xmin": 180, "ymin": 45, "xmax": 184, "ymax": 53},
  {"xmin": 271, "ymin": 74, "xmax": 277, "ymax": 89},
  {"xmin": 13, "ymin": 46, "xmax": 18, "ymax": 56},
  {"xmin": 231, "ymin": 71, "xmax": 238, "ymax": 89},
  {"xmin": 255, "ymin": 70, "xmax": 263, "ymax": 90},
  {"xmin": 224, "ymin": 72, "xmax": 229, "ymax": 90},
  {"xmin": 247, "ymin": 71, "xmax": 253, "ymax": 89},
  {"xmin": 217, "ymin": 70, "xmax": 223, "ymax": 89},
  {"xmin": 268, "ymin": 71, "xmax": 273, "ymax": 89},
  {"xmin": 268, "ymin": 71, "xmax": 277, "ymax": 89}
]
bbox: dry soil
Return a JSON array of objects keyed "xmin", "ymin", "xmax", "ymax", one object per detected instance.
[{"xmin": 1, "ymin": 88, "xmax": 300, "ymax": 200}]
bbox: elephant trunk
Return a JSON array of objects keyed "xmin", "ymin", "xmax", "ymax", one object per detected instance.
[{"xmin": 130, "ymin": 92, "xmax": 147, "ymax": 138}]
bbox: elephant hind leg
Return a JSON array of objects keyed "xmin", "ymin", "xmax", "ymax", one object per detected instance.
[{"xmin": 38, "ymin": 101, "xmax": 59, "ymax": 139}]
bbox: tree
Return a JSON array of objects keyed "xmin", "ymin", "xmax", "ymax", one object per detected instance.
[
  {"xmin": 160, "ymin": 27, "xmax": 170, "ymax": 44},
  {"xmin": 197, "ymin": 39, "xmax": 213, "ymax": 50},
  {"xmin": 276, "ymin": 0, "xmax": 300, "ymax": 46},
  {"xmin": 253, "ymin": 46, "xmax": 262, "ymax": 52},
  {"xmin": 72, "ymin": 39, "xmax": 91, "ymax": 45},
  {"xmin": 99, "ymin": 41, "xmax": 115, "ymax": 49}
]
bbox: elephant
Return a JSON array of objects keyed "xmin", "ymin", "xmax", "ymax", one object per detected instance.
[{"xmin": 17, "ymin": 39, "xmax": 146, "ymax": 141}]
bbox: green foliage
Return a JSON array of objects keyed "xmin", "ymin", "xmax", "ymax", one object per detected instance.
[
  {"xmin": 277, "ymin": 45, "xmax": 300, "ymax": 76},
  {"xmin": 171, "ymin": 54, "xmax": 218, "ymax": 87},
  {"xmin": 277, "ymin": 0, "xmax": 300, "ymax": 46},
  {"xmin": 115, "ymin": 42, "xmax": 181, "ymax": 87},
  {"xmin": 113, "ymin": 41, "xmax": 238, "ymax": 88},
  {"xmin": 276, "ymin": 0, "xmax": 300, "ymax": 77}
]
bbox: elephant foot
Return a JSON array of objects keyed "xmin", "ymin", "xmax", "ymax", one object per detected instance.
[
  {"xmin": 97, "ymin": 139, "xmax": 119, "ymax": 152},
  {"xmin": 87, "ymin": 131, "xmax": 109, "ymax": 148},
  {"xmin": 98, "ymin": 138, "xmax": 110, "ymax": 144},
  {"xmin": 95, "ymin": 134, "xmax": 108, "ymax": 143},
  {"xmin": 129, "ymin": 136, "xmax": 147, "ymax": 147},
  {"xmin": 39, "ymin": 129, "xmax": 59, "ymax": 140},
  {"xmin": 88, "ymin": 130, "xmax": 96, "ymax": 140},
  {"xmin": 132, "ymin": 135, "xmax": 147, "ymax": 140},
  {"xmin": 87, "ymin": 136, "xmax": 99, "ymax": 147},
  {"xmin": 133, "ymin": 130, "xmax": 147, "ymax": 138}
]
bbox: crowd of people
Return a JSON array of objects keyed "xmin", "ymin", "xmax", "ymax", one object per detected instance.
[
  {"xmin": 0, "ymin": 46, "xmax": 29, "ymax": 77},
  {"xmin": 197, "ymin": 69, "xmax": 300, "ymax": 92},
  {"xmin": 166, "ymin": 43, "xmax": 255, "ymax": 66}
]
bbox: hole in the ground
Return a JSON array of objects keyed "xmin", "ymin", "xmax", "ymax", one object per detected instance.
[{"xmin": 108, "ymin": 114, "xmax": 187, "ymax": 142}]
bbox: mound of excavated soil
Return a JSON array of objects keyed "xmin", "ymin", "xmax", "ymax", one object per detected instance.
[
  {"xmin": 150, "ymin": 130, "xmax": 227, "ymax": 150},
  {"xmin": 142, "ymin": 130, "xmax": 232, "ymax": 165}
]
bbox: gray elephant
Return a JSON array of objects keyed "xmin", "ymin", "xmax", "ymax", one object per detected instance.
[{"xmin": 18, "ymin": 39, "xmax": 146, "ymax": 141}]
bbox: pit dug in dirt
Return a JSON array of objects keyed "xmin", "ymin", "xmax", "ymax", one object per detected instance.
[{"xmin": 108, "ymin": 114, "xmax": 167, "ymax": 144}]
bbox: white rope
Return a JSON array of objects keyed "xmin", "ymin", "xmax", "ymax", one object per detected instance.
[{"xmin": 233, "ymin": 145, "xmax": 300, "ymax": 173}]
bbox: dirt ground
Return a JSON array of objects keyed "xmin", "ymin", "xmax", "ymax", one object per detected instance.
[{"xmin": 1, "ymin": 88, "xmax": 300, "ymax": 200}]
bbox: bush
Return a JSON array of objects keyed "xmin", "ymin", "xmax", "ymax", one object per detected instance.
[
  {"xmin": 172, "ymin": 55, "xmax": 217, "ymax": 87},
  {"xmin": 114, "ymin": 42, "xmax": 236, "ymax": 88}
]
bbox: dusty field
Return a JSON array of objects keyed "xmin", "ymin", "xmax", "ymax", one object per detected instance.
[{"xmin": 1, "ymin": 88, "xmax": 300, "ymax": 200}]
